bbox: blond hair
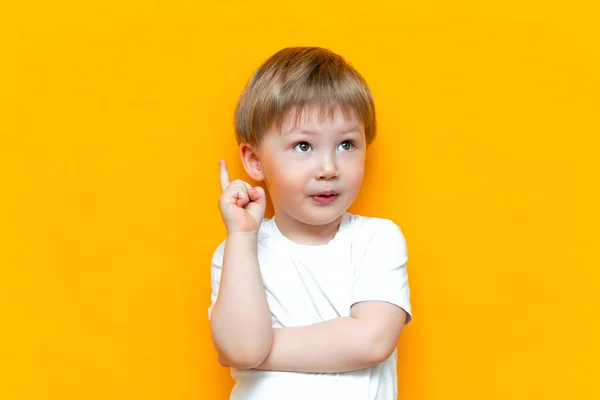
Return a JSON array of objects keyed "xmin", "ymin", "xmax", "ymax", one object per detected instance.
[{"xmin": 234, "ymin": 47, "xmax": 376, "ymax": 147}]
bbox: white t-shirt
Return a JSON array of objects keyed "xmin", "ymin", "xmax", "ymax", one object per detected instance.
[{"xmin": 208, "ymin": 212, "xmax": 413, "ymax": 400}]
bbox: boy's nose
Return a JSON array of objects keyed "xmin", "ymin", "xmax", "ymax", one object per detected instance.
[{"xmin": 316, "ymin": 155, "xmax": 339, "ymax": 180}]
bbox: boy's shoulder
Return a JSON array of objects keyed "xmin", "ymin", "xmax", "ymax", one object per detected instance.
[
  {"xmin": 345, "ymin": 212, "xmax": 405, "ymax": 240},
  {"xmin": 346, "ymin": 212, "xmax": 399, "ymax": 227},
  {"xmin": 329, "ymin": 212, "xmax": 408, "ymax": 254}
]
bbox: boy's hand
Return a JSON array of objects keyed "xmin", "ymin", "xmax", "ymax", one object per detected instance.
[{"xmin": 218, "ymin": 159, "xmax": 266, "ymax": 234}]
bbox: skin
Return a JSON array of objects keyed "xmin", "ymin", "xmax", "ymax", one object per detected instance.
[
  {"xmin": 209, "ymin": 161, "xmax": 271, "ymax": 369},
  {"xmin": 211, "ymin": 105, "xmax": 408, "ymax": 373},
  {"xmin": 244, "ymin": 106, "xmax": 367, "ymax": 245}
]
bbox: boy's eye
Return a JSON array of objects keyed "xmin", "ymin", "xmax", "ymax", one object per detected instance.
[
  {"xmin": 338, "ymin": 140, "xmax": 355, "ymax": 151},
  {"xmin": 293, "ymin": 142, "xmax": 312, "ymax": 152}
]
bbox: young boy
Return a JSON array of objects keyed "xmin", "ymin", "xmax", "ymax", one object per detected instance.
[{"xmin": 208, "ymin": 47, "xmax": 413, "ymax": 400}]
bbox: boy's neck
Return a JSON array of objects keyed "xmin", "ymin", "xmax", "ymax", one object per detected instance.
[{"xmin": 273, "ymin": 211, "xmax": 343, "ymax": 246}]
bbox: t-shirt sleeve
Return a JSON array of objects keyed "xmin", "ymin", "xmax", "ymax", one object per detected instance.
[
  {"xmin": 207, "ymin": 240, "xmax": 226, "ymax": 321},
  {"xmin": 350, "ymin": 219, "xmax": 413, "ymax": 325}
]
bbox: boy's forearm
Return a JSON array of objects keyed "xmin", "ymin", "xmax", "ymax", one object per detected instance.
[
  {"xmin": 253, "ymin": 317, "xmax": 385, "ymax": 373},
  {"xmin": 209, "ymin": 232, "xmax": 272, "ymax": 369}
]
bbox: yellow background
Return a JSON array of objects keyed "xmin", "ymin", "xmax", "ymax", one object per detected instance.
[{"xmin": 1, "ymin": 0, "xmax": 598, "ymax": 399}]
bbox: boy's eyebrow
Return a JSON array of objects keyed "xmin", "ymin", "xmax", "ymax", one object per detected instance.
[{"xmin": 286, "ymin": 124, "xmax": 362, "ymax": 135}]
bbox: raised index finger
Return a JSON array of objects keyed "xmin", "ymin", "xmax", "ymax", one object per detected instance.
[{"xmin": 219, "ymin": 159, "xmax": 230, "ymax": 191}]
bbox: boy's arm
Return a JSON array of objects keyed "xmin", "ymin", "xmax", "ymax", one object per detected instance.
[
  {"xmin": 210, "ymin": 232, "xmax": 273, "ymax": 370},
  {"xmin": 210, "ymin": 160, "xmax": 272, "ymax": 370},
  {"xmin": 252, "ymin": 301, "xmax": 408, "ymax": 373}
]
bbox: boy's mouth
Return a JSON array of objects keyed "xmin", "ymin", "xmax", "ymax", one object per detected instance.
[
  {"xmin": 310, "ymin": 191, "xmax": 339, "ymax": 204},
  {"xmin": 311, "ymin": 190, "xmax": 339, "ymax": 197}
]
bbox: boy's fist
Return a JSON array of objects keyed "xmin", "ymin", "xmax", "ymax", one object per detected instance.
[{"xmin": 218, "ymin": 159, "xmax": 266, "ymax": 234}]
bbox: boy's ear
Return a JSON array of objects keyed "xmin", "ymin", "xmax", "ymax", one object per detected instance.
[{"xmin": 240, "ymin": 143, "xmax": 265, "ymax": 182}]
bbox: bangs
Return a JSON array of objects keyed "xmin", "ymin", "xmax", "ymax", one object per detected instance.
[
  {"xmin": 235, "ymin": 47, "xmax": 376, "ymax": 146},
  {"xmin": 270, "ymin": 97, "xmax": 369, "ymax": 137}
]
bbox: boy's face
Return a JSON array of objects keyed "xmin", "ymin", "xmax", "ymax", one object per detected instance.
[{"xmin": 256, "ymin": 106, "xmax": 366, "ymax": 227}]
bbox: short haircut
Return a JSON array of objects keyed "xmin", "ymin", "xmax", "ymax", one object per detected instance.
[{"xmin": 234, "ymin": 47, "xmax": 377, "ymax": 147}]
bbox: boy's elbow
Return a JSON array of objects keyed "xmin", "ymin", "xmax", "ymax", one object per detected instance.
[
  {"xmin": 210, "ymin": 312, "xmax": 273, "ymax": 369},
  {"xmin": 368, "ymin": 341, "xmax": 396, "ymax": 365},
  {"xmin": 214, "ymin": 330, "xmax": 273, "ymax": 369},
  {"xmin": 223, "ymin": 345, "xmax": 270, "ymax": 369},
  {"xmin": 365, "ymin": 328, "xmax": 400, "ymax": 365}
]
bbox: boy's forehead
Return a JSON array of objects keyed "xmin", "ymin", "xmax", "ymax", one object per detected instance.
[{"xmin": 277, "ymin": 106, "xmax": 363, "ymax": 135}]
